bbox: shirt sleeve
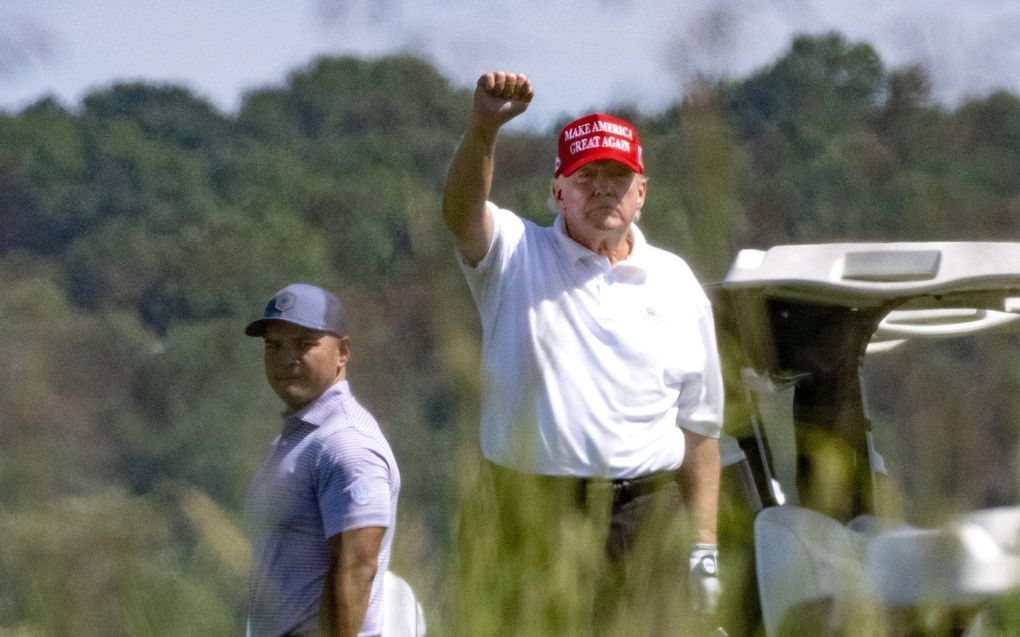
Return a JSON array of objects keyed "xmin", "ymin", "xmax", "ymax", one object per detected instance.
[
  {"xmin": 677, "ymin": 300, "xmax": 725, "ymax": 438},
  {"xmin": 455, "ymin": 201, "xmax": 503, "ymax": 272},
  {"xmin": 457, "ymin": 203, "xmax": 526, "ymax": 329},
  {"xmin": 316, "ymin": 429, "xmax": 394, "ymax": 539}
]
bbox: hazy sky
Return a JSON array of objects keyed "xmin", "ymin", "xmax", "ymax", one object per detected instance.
[{"xmin": 3, "ymin": 0, "xmax": 1020, "ymax": 130}]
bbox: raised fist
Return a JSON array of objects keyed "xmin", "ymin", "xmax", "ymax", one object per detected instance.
[{"xmin": 473, "ymin": 71, "xmax": 534, "ymax": 129}]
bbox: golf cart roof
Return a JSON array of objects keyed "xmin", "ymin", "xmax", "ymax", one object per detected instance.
[{"xmin": 722, "ymin": 242, "xmax": 1020, "ymax": 307}]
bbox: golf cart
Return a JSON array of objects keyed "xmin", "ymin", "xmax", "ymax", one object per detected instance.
[{"xmin": 712, "ymin": 242, "xmax": 1020, "ymax": 636}]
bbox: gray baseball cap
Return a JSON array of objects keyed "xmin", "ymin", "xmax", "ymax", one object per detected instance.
[{"xmin": 244, "ymin": 283, "xmax": 346, "ymax": 337}]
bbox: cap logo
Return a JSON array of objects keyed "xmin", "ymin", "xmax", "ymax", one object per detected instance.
[
  {"xmin": 245, "ymin": 283, "xmax": 346, "ymax": 338},
  {"xmin": 562, "ymin": 119, "xmax": 634, "ymax": 142},
  {"xmin": 562, "ymin": 120, "xmax": 634, "ymax": 156},
  {"xmin": 555, "ymin": 113, "xmax": 643, "ymax": 177},
  {"xmin": 274, "ymin": 292, "xmax": 296, "ymax": 312}
]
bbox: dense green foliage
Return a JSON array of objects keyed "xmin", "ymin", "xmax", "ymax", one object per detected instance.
[{"xmin": 1, "ymin": 34, "xmax": 1018, "ymax": 635}]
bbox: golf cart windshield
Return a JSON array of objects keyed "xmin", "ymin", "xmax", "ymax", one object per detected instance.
[
  {"xmin": 862, "ymin": 303, "xmax": 1020, "ymax": 527},
  {"xmin": 717, "ymin": 242, "xmax": 1020, "ymax": 523}
]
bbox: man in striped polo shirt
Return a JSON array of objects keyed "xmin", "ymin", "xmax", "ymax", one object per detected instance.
[{"xmin": 244, "ymin": 283, "xmax": 400, "ymax": 637}]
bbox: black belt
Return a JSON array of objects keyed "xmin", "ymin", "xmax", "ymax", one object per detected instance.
[
  {"xmin": 282, "ymin": 633, "xmax": 379, "ymax": 637},
  {"xmin": 486, "ymin": 462, "xmax": 677, "ymax": 507},
  {"xmin": 575, "ymin": 471, "xmax": 678, "ymax": 505}
]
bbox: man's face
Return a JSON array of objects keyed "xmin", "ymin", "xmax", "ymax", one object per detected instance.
[
  {"xmin": 262, "ymin": 321, "xmax": 349, "ymax": 411},
  {"xmin": 553, "ymin": 159, "xmax": 647, "ymax": 244}
]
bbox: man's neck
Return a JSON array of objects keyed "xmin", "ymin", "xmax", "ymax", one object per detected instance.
[
  {"xmin": 597, "ymin": 232, "xmax": 633, "ymax": 265},
  {"xmin": 572, "ymin": 225, "xmax": 633, "ymax": 265}
]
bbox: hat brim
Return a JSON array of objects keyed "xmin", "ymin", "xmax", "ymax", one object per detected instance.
[
  {"xmin": 558, "ymin": 151, "xmax": 644, "ymax": 178},
  {"xmin": 243, "ymin": 317, "xmax": 342, "ymax": 337}
]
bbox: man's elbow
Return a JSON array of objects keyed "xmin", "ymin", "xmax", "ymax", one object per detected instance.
[
  {"xmin": 351, "ymin": 554, "xmax": 379, "ymax": 585},
  {"xmin": 441, "ymin": 202, "xmax": 465, "ymax": 237},
  {"xmin": 441, "ymin": 205, "xmax": 490, "ymax": 266},
  {"xmin": 441, "ymin": 188, "xmax": 479, "ymax": 235}
]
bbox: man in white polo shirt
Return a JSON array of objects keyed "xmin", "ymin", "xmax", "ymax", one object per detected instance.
[
  {"xmin": 244, "ymin": 283, "xmax": 400, "ymax": 637},
  {"xmin": 442, "ymin": 72, "xmax": 724, "ymax": 632}
]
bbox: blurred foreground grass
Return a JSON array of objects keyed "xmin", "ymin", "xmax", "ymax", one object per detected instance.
[
  {"xmin": 0, "ymin": 486, "xmax": 245, "ymax": 636},
  {"xmin": 2, "ymin": 464, "xmax": 1020, "ymax": 636}
]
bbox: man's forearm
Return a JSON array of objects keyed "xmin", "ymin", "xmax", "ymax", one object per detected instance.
[
  {"xmin": 441, "ymin": 71, "xmax": 532, "ymax": 265},
  {"xmin": 441, "ymin": 120, "xmax": 498, "ymax": 264},
  {"xmin": 329, "ymin": 561, "xmax": 377, "ymax": 636},
  {"xmin": 322, "ymin": 527, "xmax": 386, "ymax": 637},
  {"xmin": 680, "ymin": 430, "xmax": 721, "ymax": 545}
]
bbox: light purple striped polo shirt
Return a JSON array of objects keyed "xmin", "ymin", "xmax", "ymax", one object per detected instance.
[{"xmin": 246, "ymin": 380, "xmax": 400, "ymax": 637}]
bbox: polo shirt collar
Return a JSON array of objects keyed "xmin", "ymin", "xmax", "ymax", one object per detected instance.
[
  {"xmin": 553, "ymin": 213, "xmax": 650, "ymax": 275},
  {"xmin": 284, "ymin": 379, "xmax": 350, "ymax": 428}
]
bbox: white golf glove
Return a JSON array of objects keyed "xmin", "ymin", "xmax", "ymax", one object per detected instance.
[{"xmin": 688, "ymin": 543, "xmax": 721, "ymax": 616}]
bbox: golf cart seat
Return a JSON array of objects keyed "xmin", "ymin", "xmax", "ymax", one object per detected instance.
[
  {"xmin": 754, "ymin": 506, "xmax": 1020, "ymax": 636},
  {"xmin": 865, "ymin": 506, "xmax": 1020, "ymax": 608},
  {"xmin": 754, "ymin": 506, "xmax": 867, "ymax": 637}
]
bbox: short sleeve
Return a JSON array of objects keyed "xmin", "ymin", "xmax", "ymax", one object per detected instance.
[
  {"xmin": 457, "ymin": 203, "xmax": 526, "ymax": 329},
  {"xmin": 677, "ymin": 301, "xmax": 725, "ymax": 438},
  {"xmin": 316, "ymin": 429, "xmax": 394, "ymax": 539}
]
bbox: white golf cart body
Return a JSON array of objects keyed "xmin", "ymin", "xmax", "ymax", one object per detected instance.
[{"xmin": 714, "ymin": 242, "xmax": 1020, "ymax": 636}]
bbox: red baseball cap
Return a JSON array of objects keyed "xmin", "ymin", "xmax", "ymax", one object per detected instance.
[{"xmin": 554, "ymin": 113, "xmax": 644, "ymax": 177}]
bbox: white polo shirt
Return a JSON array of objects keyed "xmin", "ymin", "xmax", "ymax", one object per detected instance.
[{"xmin": 459, "ymin": 203, "xmax": 724, "ymax": 478}]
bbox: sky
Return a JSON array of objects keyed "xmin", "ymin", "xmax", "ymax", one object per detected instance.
[{"xmin": 2, "ymin": 0, "xmax": 1020, "ymax": 130}]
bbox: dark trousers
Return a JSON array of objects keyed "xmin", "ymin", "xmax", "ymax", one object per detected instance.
[
  {"xmin": 483, "ymin": 463, "xmax": 683, "ymax": 561},
  {"xmin": 452, "ymin": 462, "xmax": 695, "ymax": 637}
]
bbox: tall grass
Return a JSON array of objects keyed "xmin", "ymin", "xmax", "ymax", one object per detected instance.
[{"xmin": 443, "ymin": 457, "xmax": 717, "ymax": 637}]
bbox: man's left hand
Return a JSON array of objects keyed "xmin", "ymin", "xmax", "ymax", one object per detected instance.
[{"xmin": 688, "ymin": 543, "xmax": 721, "ymax": 615}]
